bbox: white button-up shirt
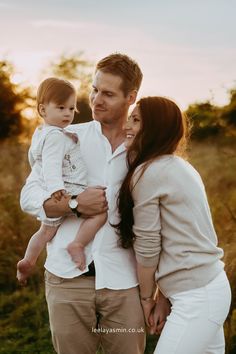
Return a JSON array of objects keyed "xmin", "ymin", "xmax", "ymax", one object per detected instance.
[
  {"xmin": 27, "ymin": 125, "xmax": 88, "ymax": 195},
  {"xmin": 44, "ymin": 121, "xmax": 138, "ymax": 290}
]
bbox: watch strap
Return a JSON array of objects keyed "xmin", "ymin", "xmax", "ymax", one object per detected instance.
[{"xmin": 70, "ymin": 195, "xmax": 81, "ymax": 218}]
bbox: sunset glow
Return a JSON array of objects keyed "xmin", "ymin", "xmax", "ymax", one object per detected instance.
[{"xmin": 1, "ymin": 0, "xmax": 236, "ymax": 109}]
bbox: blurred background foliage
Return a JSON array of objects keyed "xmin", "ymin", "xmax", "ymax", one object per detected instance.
[{"xmin": 0, "ymin": 54, "xmax": 235, "ymax": 353}]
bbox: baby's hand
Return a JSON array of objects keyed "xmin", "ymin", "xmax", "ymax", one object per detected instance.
[{"xmin": 52, "ymin": 190, "xmax": 66, "ymax": 201}]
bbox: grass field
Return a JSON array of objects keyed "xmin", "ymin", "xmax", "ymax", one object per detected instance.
[{"xmin": 0, "ymin": 136, "xmax": 235, "ymax": 353}]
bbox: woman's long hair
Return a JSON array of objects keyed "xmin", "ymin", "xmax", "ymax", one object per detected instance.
[{"xmin": 115, "ymin": 96, "xmax": 188, "ymax": 248}]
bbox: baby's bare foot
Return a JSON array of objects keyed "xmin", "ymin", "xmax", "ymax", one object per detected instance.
[
  {"xmin": 67, "ymin": 242, "xmax": 86, "ymax": 271},
  {"xmin": 16, "ymin": 259, "xmax": 34, "ymax": 285}
]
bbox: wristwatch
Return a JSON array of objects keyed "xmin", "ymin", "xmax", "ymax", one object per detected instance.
[{"xmin": 68, "ymin": 195, "xmax": 81, "ymax": 218}]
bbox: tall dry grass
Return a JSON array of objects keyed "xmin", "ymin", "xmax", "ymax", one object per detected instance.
[{"xmin": 0, "ymin": 137, "xmax": 235, "ymax": 353}]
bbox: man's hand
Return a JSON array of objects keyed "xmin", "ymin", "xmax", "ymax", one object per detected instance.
[
  {"xmin": 149, "ymin": 291, "xmax": 171, "ymax": 335},
  {"xmin": 76, "ymin": 186, "xmax": 108, "ymax": 216},
  {"xmin": 44, "ymin": 186, "xmax": 108, "ymax": 218}
]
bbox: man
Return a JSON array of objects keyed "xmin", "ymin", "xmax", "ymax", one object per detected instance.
[{"xmin": 21, "ymin": 53, "xmax": 146, "ymax": 354}]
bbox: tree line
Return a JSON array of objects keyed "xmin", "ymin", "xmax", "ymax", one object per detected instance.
[{"xmin": 0, "ymin": 54, "xmax": 235, "ymax": 141}]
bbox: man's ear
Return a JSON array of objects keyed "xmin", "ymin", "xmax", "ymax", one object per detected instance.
[
  {"xmin": 38, "ymin": 103, "xmax": 45, "ymax": 117},
  {"xmin": 127, "ymin": 90, "xmax": 137, "ymax": 105}
]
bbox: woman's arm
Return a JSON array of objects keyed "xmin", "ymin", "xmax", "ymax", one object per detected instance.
[
  {"xmin": 149, "ymin": 290, "xmax": 171, "ymax": 334},
  {"xmin": 132, "ymin": 165, "xmax": 171, "ymax": 330},
  {"xmin": 137, "ymin": 263, "xmax": 171, "ymax": 333},
  {"xmin": 137, "ymin": 263, "xmax": 156, "ymax": 299},
  {"xmin": 137, "ymin": 263, "xmax": 157, "ymax": 327}
]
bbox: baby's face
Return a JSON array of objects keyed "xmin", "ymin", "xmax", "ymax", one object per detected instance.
[{"xmin": 42, "ymin": 94, "xmax": 77, "ymax": 128}]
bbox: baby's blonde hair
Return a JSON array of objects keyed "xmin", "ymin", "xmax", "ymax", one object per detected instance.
[{"xmin": 37, "ymin": 77, "xmax": 76, "ymax": 117}]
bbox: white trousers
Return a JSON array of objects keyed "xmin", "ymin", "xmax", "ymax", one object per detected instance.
[{"xmin": 155, "ymin": 271, "xmax": 231, "ymax": 354}]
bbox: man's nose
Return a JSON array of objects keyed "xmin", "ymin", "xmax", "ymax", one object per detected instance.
[{"xmin": 92, "ymin": 92, "xmax": 103, "ymax": 105}]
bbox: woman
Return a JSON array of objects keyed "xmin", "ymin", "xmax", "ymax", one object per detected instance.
[{"xmin": 116, "ymin": 97, "xmax": 231, "ymax": 354}]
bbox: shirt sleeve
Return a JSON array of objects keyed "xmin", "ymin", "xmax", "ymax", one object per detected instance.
[
  {"xmin": 42, "ymin": 131, "xmax": 67, "ymax": 195},
  {"xmin": 28, "ymin": 148, "xmax": 35, "ymax": 168},
  {"xmin": 132, "ymin": 165, "xmax": 163, "ymax": 267}
]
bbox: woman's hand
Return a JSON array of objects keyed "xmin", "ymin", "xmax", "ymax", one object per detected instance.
[
  {"xmin": 149, "ymin": 291, "xmax": 171, "ymax": 335},
  {"xmin": 141, "ymin": 298, "xmax": 156, "ymax": 327}
]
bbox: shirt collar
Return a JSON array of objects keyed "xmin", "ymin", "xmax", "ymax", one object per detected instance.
[
  {"xmin": 93, "ymin": 120, "xmax": 102, "ymax": 133},
  {"xmin": 93, "ymin": 120, "xmax": 126, "ymax": 156}
]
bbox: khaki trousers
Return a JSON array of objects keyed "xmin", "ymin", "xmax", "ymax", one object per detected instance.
[{"xmin": 45, "ymin": 271, "xmax": 146, "ymax": 354}]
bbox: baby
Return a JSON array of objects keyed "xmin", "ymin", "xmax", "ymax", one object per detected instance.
[{"xmin": 17, "ymin": 77, "xmax": 106, "ymax": 285}]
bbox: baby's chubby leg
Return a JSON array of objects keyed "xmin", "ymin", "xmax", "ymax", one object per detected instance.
[
  {"xmin": 17, "ymin": 223, "xmax": 59, "ymax": 285},
  {"xmin": 67, "ymin": 241, "xmax": 86, "ymax": 271},
  {"xmin": 67, "ymin": 212, "xmax": 107, "ymax": 271}
]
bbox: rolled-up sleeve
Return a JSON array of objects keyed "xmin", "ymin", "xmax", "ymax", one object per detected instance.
[{"xmin": 132, "ymin": 166, "xmax": 163, "ymax": 267}]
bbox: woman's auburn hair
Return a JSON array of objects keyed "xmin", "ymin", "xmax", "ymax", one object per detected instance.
[{"xmin": 115, "ymin": 96, "xmax": 189, "ymax": 249}]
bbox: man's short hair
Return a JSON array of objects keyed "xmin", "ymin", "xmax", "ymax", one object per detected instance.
[{"xmin": 96, "ymin": 53, "xmax": 143, "ymax": 96}]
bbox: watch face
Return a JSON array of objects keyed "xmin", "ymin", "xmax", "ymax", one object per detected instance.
[{"xmin": 69, "ymin": 198, "xmax": 78, "ymax": 209}]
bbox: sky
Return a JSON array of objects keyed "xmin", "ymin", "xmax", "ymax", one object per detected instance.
[{"xmin": 0, "ymin": 0, "xmax": 236, "ymax": 109}]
